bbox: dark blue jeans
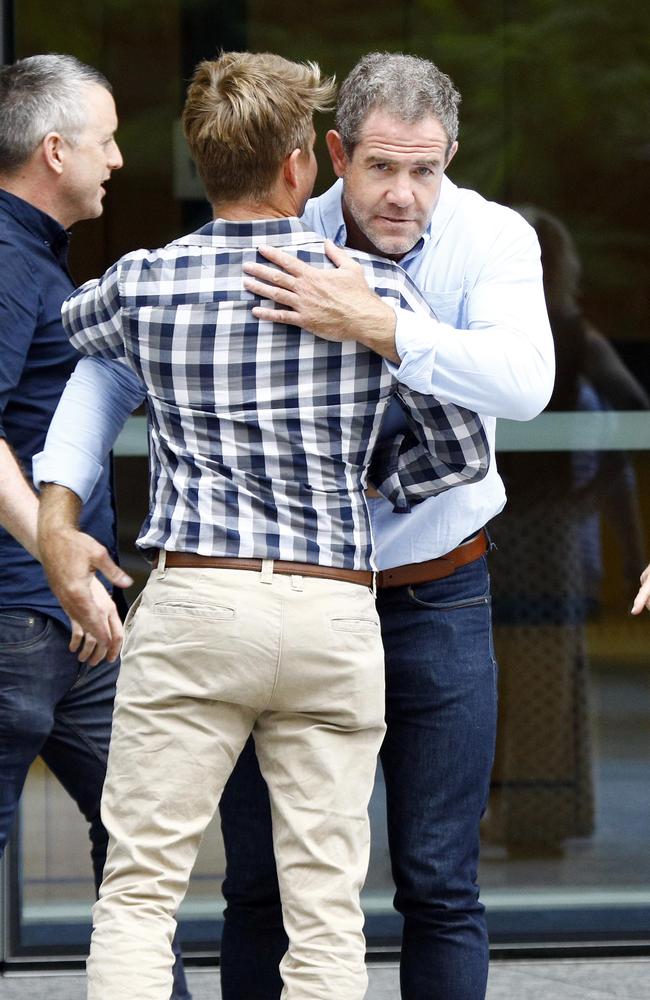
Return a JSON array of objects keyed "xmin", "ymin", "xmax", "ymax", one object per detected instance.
[
  {"xmin": 219, "ymin": 556, "xmax": 497, "ymax": 1000},
  {"xmin": 0, "ymin": 608, "xmax": 191, "ymax": 1000}
]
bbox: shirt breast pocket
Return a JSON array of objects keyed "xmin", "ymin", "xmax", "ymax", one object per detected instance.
[{"xmin": 422, "ymin": 287, "xmax": 465, "ymax": 327}]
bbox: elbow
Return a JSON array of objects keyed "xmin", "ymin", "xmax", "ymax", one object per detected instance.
[{"xmin": 504, "ymin": 363, "xmax": 555, "ymax": 422}]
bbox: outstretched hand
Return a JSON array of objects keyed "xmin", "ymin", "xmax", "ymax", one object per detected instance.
[{"xmin": 242, "ymin": 239, "xmax": 399, "ymax": 362}]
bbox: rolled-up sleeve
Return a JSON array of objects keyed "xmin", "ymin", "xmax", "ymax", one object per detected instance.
[{"xmin": 33, "ymin": 356, "xmax": 145, "ymax": 502}]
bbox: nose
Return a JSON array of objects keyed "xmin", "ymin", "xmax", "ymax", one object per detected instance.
[
  {"xmin": 108, "ymin": 139, "xmax": 124, "ymax": 171},
  {"xmin": 385, "ymin": 174, "xmax": 415, "ymax": 209}
]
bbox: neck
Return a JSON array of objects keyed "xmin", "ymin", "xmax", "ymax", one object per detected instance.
[
  {"xmin": 212, "ymin": 197, "xmax": 298, "ymax": 223},
  {"xmin": 212, "ymin": 180, "xmax": 302, "ymax": 222},
  {"xmin": 0, "ymin": 173, "xmax": 65, "ymax": 227}
]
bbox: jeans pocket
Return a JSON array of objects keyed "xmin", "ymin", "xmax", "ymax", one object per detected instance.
[
  {"xmin": 407, "ymin": 588, "xmax": 491, "ymax": 611},
  {"xmin": 0, "ymin": 609, "xmax": 52, "ymax": 650}
]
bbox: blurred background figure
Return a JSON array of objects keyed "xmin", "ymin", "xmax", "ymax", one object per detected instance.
[{"xmin": 486, "ymin": 206, "xmax": 648, "ymax": 855}]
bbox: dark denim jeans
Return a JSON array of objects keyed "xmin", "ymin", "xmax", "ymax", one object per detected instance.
[
  {"xmin": 378, "ymin": 555, "xmax": 497, "ymax": 1000},
  {"xmin": 219, "ymin": 555, "xmax": 497, "ymax": 1000},
  {"xmin": 0, "ymin": 608, "xmax": 191, "ymax": 1000}
]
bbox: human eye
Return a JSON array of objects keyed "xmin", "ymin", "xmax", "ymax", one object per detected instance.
[{"xmin": 414, "ymin": 165, "xmax": 435, "ymax": 178}]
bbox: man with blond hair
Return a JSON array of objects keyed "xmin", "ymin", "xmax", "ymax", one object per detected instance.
[{"xmin": 37, "ymin": 52, "xmax": 488, "ymax": 999}]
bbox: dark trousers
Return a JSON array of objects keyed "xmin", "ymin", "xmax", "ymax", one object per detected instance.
[
  {"xmin": 219, "ymin": 556, "xmax": 498, "ymax": 1000},
  {"xmin": 0, "ymin": 608, "xmax": 191, "ymax": 1000}
]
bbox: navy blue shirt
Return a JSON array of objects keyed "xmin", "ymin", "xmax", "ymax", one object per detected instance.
[{"xmin": 0, "ymin": 189, "xmax": 117, "ymax": 628}]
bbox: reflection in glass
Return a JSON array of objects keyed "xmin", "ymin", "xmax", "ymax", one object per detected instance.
[{"xmin": 487, "ymin": 208, "xmax": 648, "ymax": 855}]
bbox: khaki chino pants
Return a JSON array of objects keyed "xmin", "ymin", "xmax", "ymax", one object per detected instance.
[{"xmin": 87, "ymin": 561, "xmax": 386, "ymax": 1000}]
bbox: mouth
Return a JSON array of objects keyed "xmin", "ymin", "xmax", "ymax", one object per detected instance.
[{"xmin": 378, "ymin": 216, "xmax": 415, "ymax": 226}]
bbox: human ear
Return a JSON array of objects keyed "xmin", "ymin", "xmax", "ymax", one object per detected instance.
[
  {"xmin": 41, "ymin": 133, "xmax": 66, "ymax": 176},
  {"xmin": 445, "ymin": 140, "xmax": 459, "ymax": 169},
  {"xmin": 283, "ymin": 148, "xmax": 302, "ymax": 189},
  {"xmin": 325, "ymin": 130, "xmax": 348, "ymax": 178}
]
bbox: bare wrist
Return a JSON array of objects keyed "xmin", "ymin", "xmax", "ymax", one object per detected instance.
[{"xmin": 357, "ymin": 300, "xmax": 400, "ymax": 364}]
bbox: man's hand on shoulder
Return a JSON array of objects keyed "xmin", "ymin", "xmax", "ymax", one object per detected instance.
[
  {"xmin": 243, "ymin": 240, "xmax": 400, "ymax": 363},
  {"xmin": 38, "ymin": 484, "xmax": 133, "ymax": 663}
]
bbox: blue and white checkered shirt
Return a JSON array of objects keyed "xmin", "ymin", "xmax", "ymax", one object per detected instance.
[{"xmin": 63, "ymin": 217, "xmax": 488, "ymax": 571}]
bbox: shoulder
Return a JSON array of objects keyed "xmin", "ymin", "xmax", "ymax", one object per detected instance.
[
  {"xmin": 0, "ymin": 232, "xmax": 39, "ymax": 302},
  {"xmin": 445, "ymin": 182, "xmax": 536, "ymax": 247}
]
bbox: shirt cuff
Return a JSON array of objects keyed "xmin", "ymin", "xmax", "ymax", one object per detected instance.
[
  {"xmin": 33, "ymin": 446, "xmax": 104, "ymax": 503},
  {"xmin": 386, "ymin": 309, "xmax": 440, "ymax": 389}
]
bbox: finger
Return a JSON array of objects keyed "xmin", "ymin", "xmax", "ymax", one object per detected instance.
[
  {"xmin": 324, "ymin": 239, "xmax": 356, "ymax": 269},
  {"xmin": 106, "ymin": 604, "xmax": 124, "ymax": 663},
  {"xmin": 255, "ymin": 245, "xmax": 303, "ymax": 274},
  {"xmin": 69, "ymin": 620, "xmax": 84, "ymax": 653},
  {"xmin": 66, "ymin": 597, "xmax": 113, "ymax": 646},
  {"xmin": 243, "ymin": 277, "xmax": 297, "ymax": 308},
  {"xmin": 631, "ymin": 581, "xmax": 650, "ymax": 615},
  {"xmin": 242, "ymin": 261, "xmax": 297, "ymax": 291},
  {"xmin": 251, "ymin": 305, "xmax": 302, "ymax": 327},
  {"xmin": 94, "ymin": 550, "xmax": 134, "ymax": 589},
  {"xmin": 76, "ymin": 631, "xmax": 99, "ymax": 664},
  {"xmin": 87, "ymin": 641, "xmax": 109, "ymax": 668}
]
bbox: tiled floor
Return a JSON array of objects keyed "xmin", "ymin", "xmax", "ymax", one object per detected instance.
[{"xmin": 1, "ymin": 959, "xmax": 649, "ymax": 999}]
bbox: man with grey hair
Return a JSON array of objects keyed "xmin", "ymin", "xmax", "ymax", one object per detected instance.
[
  {"xmin": 0, "ymin": 53, "xmax": 189, "ymax": 1000},
  {"xmin": 238, "ymin": 50, "xmax": 554, "ymax": 1000}
]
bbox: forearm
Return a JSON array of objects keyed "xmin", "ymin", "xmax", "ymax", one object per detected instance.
[
  {"xmin": 38, "ymin": 482, "xmax": 83, "ymax": 542},
  {"xmin": 0, "ymin": 439, "xmax": 40, "ymax": 559},
  {"xmin": 392, "ymin": 312, "xmax": 554, "ymax": 420}
]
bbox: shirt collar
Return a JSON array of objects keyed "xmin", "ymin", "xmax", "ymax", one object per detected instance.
[
  {"xmin": 0, "ymin": 188, "xmax": 70, "ymax": 263},
  {"xmin": 172, "ymin": 215, "xmax": 325, "ymax": 250},
  {"xmin": 310, "ymin": 174, "xmax": 460, "ymax": 264}
]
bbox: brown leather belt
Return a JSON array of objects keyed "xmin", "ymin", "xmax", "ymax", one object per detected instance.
[
  {"xmin": 160, "ymin": 552, "xmax": 373, "ymax": 588},
  {"xmin": 375, "ymin": 528, "xmax": 489, "ymax": 590}
]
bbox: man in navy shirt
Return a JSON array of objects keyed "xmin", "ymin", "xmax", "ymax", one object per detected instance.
[{"xmin": 0, "ymin": 53, "xmax": 190, "ymax": 999}]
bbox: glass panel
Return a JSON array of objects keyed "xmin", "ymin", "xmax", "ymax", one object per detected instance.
[{"xmin": 7, "ymin": 0, "xmax": 649, "ymax": 961}]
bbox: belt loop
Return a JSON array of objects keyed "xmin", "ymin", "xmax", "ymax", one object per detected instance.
[
  {"xmin": 260, "ymin": 559, "xmax": 274, "ymax": 585},
  {"xmin": 157, "ymin": 550, "xmax": 167, "ymax": 580},
  {"xmin": 290, "ymin": 574, "xmax": 304, "ymax": 592},
  {"xmin": 371, "ymin": 571, "xmax": 377, "ymax": 598}
]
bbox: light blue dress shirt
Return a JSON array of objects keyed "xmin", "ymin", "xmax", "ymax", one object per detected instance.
[{"xmin": 35, "ymin": 176, "xmax": 553, "ymax": 569}]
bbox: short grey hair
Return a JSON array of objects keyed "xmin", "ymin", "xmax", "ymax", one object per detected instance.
[
  {"xmin": 335, "ymin": 52, "xmax": 461, "ymax": 156},
  {"xmin": 0, "ymin": 53, "xmax": 111, "ymax": 173}
]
